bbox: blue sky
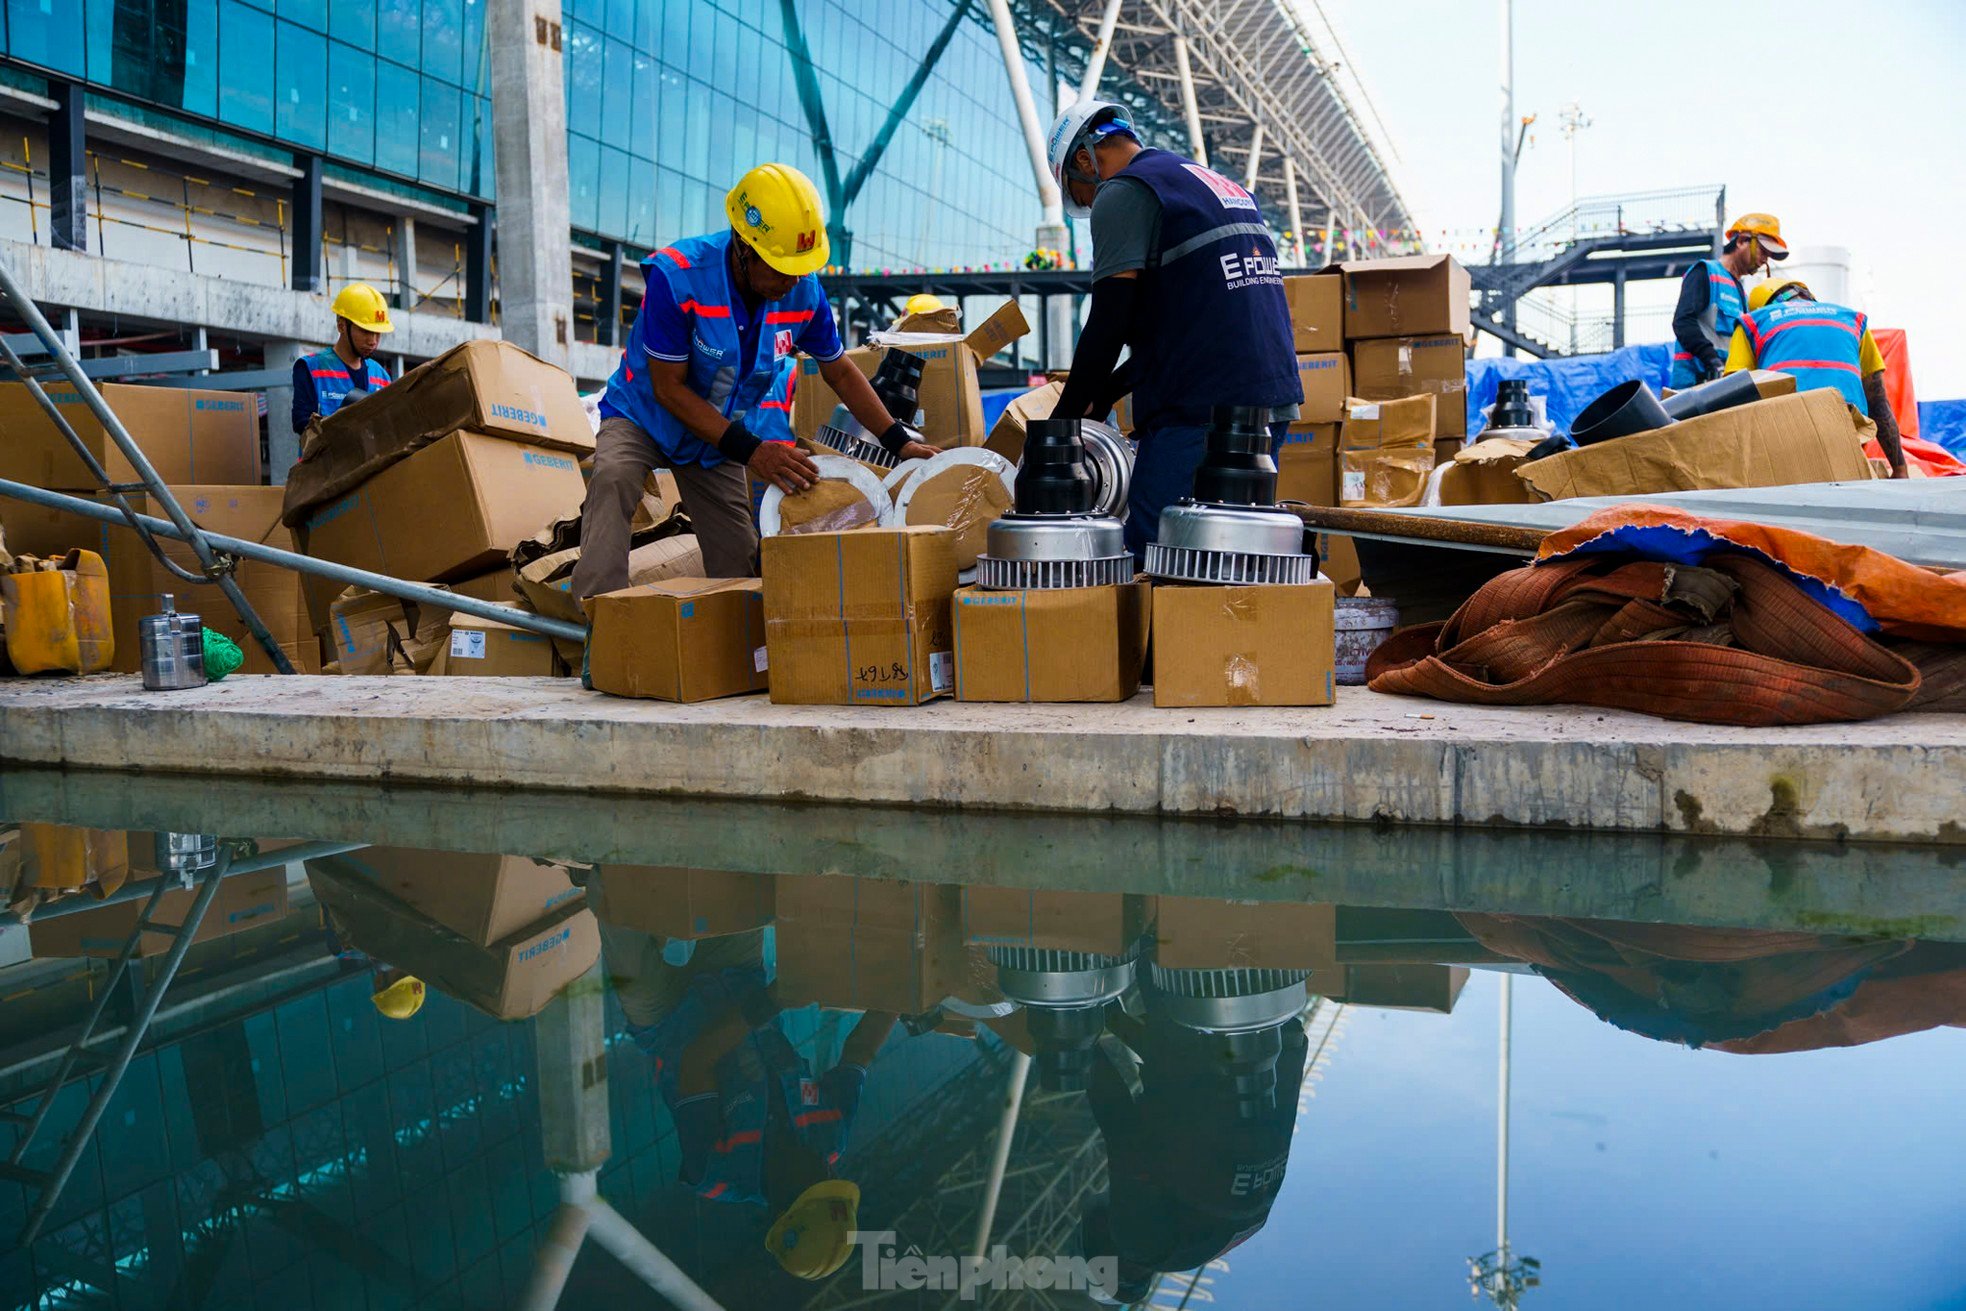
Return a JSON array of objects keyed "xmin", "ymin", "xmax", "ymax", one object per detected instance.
[{"xmin": 1318, "ymin": 0, "xmax": 1966, "ymax": 397}]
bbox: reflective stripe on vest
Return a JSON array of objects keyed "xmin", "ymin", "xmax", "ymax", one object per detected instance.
[
  {"xmin": 304, "ymin": 350, "xmax": 390, "ymax": 420},
  {"xmin": 1741, "ymin": 300, "xmax": 1870, "ymax": 413}
]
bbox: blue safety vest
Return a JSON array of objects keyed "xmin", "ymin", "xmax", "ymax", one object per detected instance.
[
  {"xmin": 1669, "ymin": 260, "xmax": 1747, "ymax": 388},
  {"xmin": 1110, "ymin": 149, "xmax": 1301, "ymax": 430},
  {"xmin": 303, "ymin": 350, "xmax": 390, "ymax": 419},
  {"xmin": 1741, "ymin": 300, "xmax": 1871, "ymax": 414},
  {"xmin": 600, "ymin": 230, "xmax": 820, "ymax": 466}
]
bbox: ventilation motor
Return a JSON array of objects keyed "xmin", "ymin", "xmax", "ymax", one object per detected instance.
[
  {"xmin": 1143, "ymin": 405, "xmax": 1318, "ymax": 586},
  {"xmin": 818, "ymin": 348, "xmax": 926, "ymax": 469},
  {"xmin": 974, "ymin": 417, "xmax": 1135, "ymax": 590},
  {"xmin": 987, "ymin": 942, "xmax": 1140, "ymax": 1092},
  {"xmin": 1144, "ymin": 961, "xmax": 1309, "ymax": 1119}
]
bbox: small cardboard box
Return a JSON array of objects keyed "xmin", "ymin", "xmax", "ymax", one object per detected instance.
[
  {"xmin": 1336, "ymin": 255, "xmax": 1471, "ymax": 340},
  {"xmin": 1276, "ymin": 424, "xmax": 1339, "ymax": 507},
  {"xmin": 1340, "ymin": 394, "xmax": 1436, "ymax": 449},
  {"xmin": 302, "ymin": 430, "xmax": 586, "ymax": 583},
  {"xmin": 1521, "ymin": 387, "xmax": 1874, "ymax": 501},
  {"xmin": 762, "ymin": 526, "xmax": 958, "ymax": 706},
  {"xmin": 1293, "ymin": 353, "xmax": 1350, "ymax": 425},
  {"xmin": 773, "ymin": 874, "xmax": 973, "ymax": 1012},
  {"xmin": 792, "ymin": 301, "xmax": 1030, "ymax": 448},
  {"xmin": 961, "ymin": 887, "xmax": 1156, "ymax": 957},
  {"xmin": 1351, "ymin": 335, "xmax": 1468, "ymax": 437},
  {"xmin": 516, "ymin": 531, "xmax": 703, "ymax": 626},
  {"xmin": 590, "ymin": 866, "xmax": 775, "ymax": 940},
  {"xmin": 1284, "ymin": 274, "xmax": 1345, "ymax": 353},
  {"xmin": 29, "ymin": 869, "xmax": 288, "ymax": 959},
  {"xmin": 307, "ymin": 859, "xmax": 600, "ymax": 1020},
  {"xmin": 320, "ymin": 338, "xmax": 594, "ymax": 456},
  {"xmin": 0, "ymin": 382, "xmax": 259, "ymax": 489},
  {"xmin": 983, "ymin": 379, "xmax": 1064, "ymax": 462},
  {"xmin": 1341, "ymin": 396, "xmax": 1436, "ymax": 509},
  {"xmin": 327, "ymin": 587, "xmax": 453, "ymax": 675},
  {"xmin": 1437, "ymin": 436, "xmax": 1539, "ymax": 507},
  {"xmin": 1151, "ymin": 896, "xmax": 1339, "ymax": 973},
  {"xmin": 952, "ymin": 581, "xmax": 1148, "ymax": 703},
  {"xmin": 586, "ymin": 577, "xmax": 767, "ymax": 702},
  {"xmin": 1317, "ymin": 533, "xmax": 1362, "ymax": 596},
  {"xmin": 333, "ymin": 847, "xmax": 585, "ymax": 947},
  {"xmin": 1319, "ymin": 963, "xmax": 1469, "ymax": 1013},
  {"xmin": 429, "ymin": 608, "xmax": 567, "ymax": 677},
  {"xmin": 1151, "ymin": 580, "xmax": 1336, "ymax": 708}
]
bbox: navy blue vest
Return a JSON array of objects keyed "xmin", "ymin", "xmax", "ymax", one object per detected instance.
[{"xmin": 1113, "ymin": 149, "xmax": 1301, "ymax": 429}]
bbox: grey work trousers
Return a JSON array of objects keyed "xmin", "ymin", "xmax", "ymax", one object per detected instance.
[{"xmin": 571, "ymin": 414, "xmax": 758, "ymax": 597}]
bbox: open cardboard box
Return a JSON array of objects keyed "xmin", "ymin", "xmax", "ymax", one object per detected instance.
[{"xmin": 792, "ymin": 301, "xmax": 1030, "ymax": 448}]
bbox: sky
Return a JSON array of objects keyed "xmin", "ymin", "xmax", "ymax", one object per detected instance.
[{"xmin": 1315, "ymin": 0, "xmax": 1966, "ymax": 396}]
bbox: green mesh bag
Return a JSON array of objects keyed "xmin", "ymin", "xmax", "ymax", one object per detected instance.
[{"xmin": 202, "ymin": 627, "xmax": 245, "ymax": 681}]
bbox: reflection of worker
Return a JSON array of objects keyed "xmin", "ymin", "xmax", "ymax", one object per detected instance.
[
  {"xmin": 600, "ymin": 921, "xmax": 895, "ymax": 1281},
  {"xmin": 1043, "ymin": 101, "xmax": 1302, "ymax": 561},
  {"xmin": 291, "ymin": 284, "xmax": 394, "ymax": 437},
  {"xmin": 1724, "ymin": 278, "xmax": 1908, "ymax": 478},
  {"xmin": 323, "ymin": 915, "xmax": 425, "ymax": 1019},
  {"xmin": 1078, "ymin": 1013, "xmax": 1308, "ymax": 1304},
  {"xmin": 572, "ymin": 164, "xmax": 935, "ymax": 595},
  {"xmin": 1669, "ymin": 213, "xmax": 1785, "ymax": 388}
]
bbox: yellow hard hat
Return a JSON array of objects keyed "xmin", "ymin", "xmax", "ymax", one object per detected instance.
[
  {"xmin": 765, "ymin": 1180, "xmax": 859, "ymax": 1280},
  {"xmin": 332, "ymin": 283, "xmax": 396, "ymax": 333},
  {"xmin": 372, "ymin": 976, "xmax": 426, "ymax": 1020},
  {"xmin": 1748, "ymin": 277, "xmax": 1811, "ymax": 312},
  {"xmin": 904, "ymin": 293, "xmax": 945, "ymax": 316},
  {"xmin": 726, "ymin": 164, "xmax": 830, "ymax": 277},
  {"xmin": 1725, "ymin": 213, "xmax": 1788, "ymax": 260}
]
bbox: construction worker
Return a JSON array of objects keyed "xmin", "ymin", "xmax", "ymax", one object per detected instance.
[
  {"xmin": 291, "ymin": 283, "xmax": 394, "ymax": 437},
  {"xmin": 1044, "ymin": 102, "xmax": 1303, "ymax": 562},
  {"xmin": 571, "ymin": 164, "xmax": 938, "ymax": 595},
  {"xmin": 1669, "ymin": 213, "xmax": 1786, "ymax": 388},
  {"xmin": 1724, "ymin": 278, "xmax": 1908, "ymax": 478}
]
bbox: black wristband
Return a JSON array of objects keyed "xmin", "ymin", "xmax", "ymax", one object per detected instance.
[
  {"xmin": 878, "ymin": 420, "xmax": 912, "ymax": 456},
  {"xmin": 718, "ymin": 419, "xmax": 762, "ymax": 465}
]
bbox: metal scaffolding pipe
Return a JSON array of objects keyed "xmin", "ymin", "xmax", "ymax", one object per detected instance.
[
  {"xmin": 0, "ymin": 479, "xmax": 588, "ymax": 644},
  {"xmin": 1172, "ymin": 34, "xmax": 1207, "ymax": 167},
  {"xmin": 1078, "ymin": 0, "xmax": 1125, "ymax": 101},
  {"xmin": 0, "ymin": 840, "xmax": 368, "ymax": 927},
  {"xmin": 985, "ymin": 0, "xmax": 1063, "ymax": 224},
  {"xmin": 971, "ymin": 1049, "xmax": 1032, "ymax": 1258},
  {"xmin": 1242, "ymin": 122, "xmax": 1265, "ymax": 190},
  {"xmin": 587, "ymin": 1198, "xmax": 727, "ymax": 1311},
  {"xmin": 1284, "ymin": 157, "xmax": 1307, "ymax": 266}
]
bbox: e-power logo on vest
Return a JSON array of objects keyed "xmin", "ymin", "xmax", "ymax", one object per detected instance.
[{"xmin": 1219, "ymin": 247, "xmax": 1281, "ymax": 291}]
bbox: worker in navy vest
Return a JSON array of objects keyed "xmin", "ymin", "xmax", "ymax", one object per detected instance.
[
  {"xmin": 289, "ymin": 283, "xmax": 394, "ymax": 437},
  {"xmin": 571, "ymin": 164, "xmax": 936, "ymax": 597},
  {"xmin": 1669, "ymin": 213, "xmax": 1786, "ymax": 388},
  {"xmin": 1725, "ymin": 278, "xmax": 1908, "ymax": 478},
  {"xmin": 1043, "ymin": 101, "xmax": 1302, "ymax": 561}
]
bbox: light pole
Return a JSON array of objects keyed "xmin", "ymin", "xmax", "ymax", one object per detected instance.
[
  {"xmin": 1559, "ymin": 101, "xmax": 1593, "ymax": 352},
  {"xmin": 1468, "ymin": 974, "xmax": 1539, "ymax": 1308}
]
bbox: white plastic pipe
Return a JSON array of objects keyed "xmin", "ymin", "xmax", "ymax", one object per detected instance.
[
  {"xmin": 1242, "ymin": 123, "xmax": 1265, "ymax": 190},
  {"xmin": 971, "ymin": 1050, "xmax": 1032, "ymax": 1258},
  {"xmin": 1079, "ymin": 0, "xmax": 1125, "ymax": 101},
  {"xmin": 517, "ymin": 1203, "xmax": 593, "ymax": 1311},
  {"xmin": 517, "ymin": 1171, "xmax": 726, "ymax": 1311},
  {"xmin": 1172, "ymin": 34, "xmax": 1207, "ymax": 167},
  {"xmin": 588, "ymin": 1198, "xmax": 726, "ymax": 1311},
  {"xmin": 986, "ymin": 0, "xmax": 1063, "ymax": 223},
  {"xmin": 1284, "ymin": 157, "xmax": 1306, "ymax": 267}
]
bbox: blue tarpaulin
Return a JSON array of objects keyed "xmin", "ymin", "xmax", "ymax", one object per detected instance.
[
  {"xmin": 1465, "ymin": 343, "xmax": 1673, "ymax": 440},
  {"xmin": 981, "ymin": 388, "xmax": 1022, "ymax": 435},
  {"xmin": 1920, "ymin": 399, "xmax": 1966, "ymax": 457}
]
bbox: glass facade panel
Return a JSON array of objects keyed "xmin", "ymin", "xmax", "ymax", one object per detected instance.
[
  {"xmin": 419, "ymin": 75, "xmax": 462, "ymax": 192},
  {"xmin": 373, "ymin": 59, "xmax": 420, "ymax": 179},
  {"xmin": 216, "ymin": 0, "xmax": 274, "ymax": 134},
  {"xmin": 330, "ymin": 0, "xmax": 375, "ymax": 49},
  {"xmin": 421, "ymin": 0, "xmax": 462, "ymax": 87},
  {"xmin": 181, "ymin": 0, "xmax": 219, "ymax": 117},
  {"xmin": 8, "ymin": 0, "xmax": 86, "ymax": 76},
  {"xmin": 278, "ymin": 0, "xmax": 327, "ymax": 33},
  {"xmin": 276, "ymin": 20, "xmax": 328, "ymax": 150},
  {"xmin": 328, "ymin": 40, "xmax": 376, "ymax": 165}
]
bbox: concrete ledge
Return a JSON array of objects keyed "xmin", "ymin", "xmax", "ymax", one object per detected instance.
[{"xmin": 3, "ymin": 676, "xmax": 1965, "ymax": 843}]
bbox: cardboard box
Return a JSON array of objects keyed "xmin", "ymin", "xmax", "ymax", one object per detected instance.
[
  {"xmin": 586, "ymin": 577, "xmax": 767, "ymax": 702},
  {"xmin": 1151, "ymin": 580, "xmax": 1336, "ymax": 708},
  {"xmin": 773, "ymin": 875, "xmax": 973, "ymax": 1012},
  {"xmin": 331, "ymin": 847, "xmax": 585, "ymax": 947},
  {"xmin": 1276, "ymin": 424, "xmax": 1339, "ymax": 507},
  {"xmin": 1316, "ymin": 533, "xmax": 1362, "ymax": 596},
  {"xmin": 1293, "ymin": 353, "xmax": 1350, "ymax": 425},
  {"xmin": 1319, "ymin": 963, "xmax": 1469, "ymax": 1013},
  {"xmin": 590, "ymin": 866, "xmax": 774, "ymax": 940},
  {"xmin": 516, "ymin": 531, "xmax": 702, "ymax": 626},
  {"xmin": 1151, "ymin": 896, "xmax": 1338, "ymax": 972},
  {"xmin": 762, "ymin": 526, "xmax": 958, "ymax": 706},
  {"xmin": 791, "ymin": 301, "xmax": 1030, "ymax": 448},
  {"xmin": 952, "ymin": 581, "xmax": 1148, "ymax": 703},
  {"xmin": 16, "ymin": 825, "xmax": 127, "ymax": 892},
  {"xmin": 1340, "ymin": 395, "xmax": 1436, "ymax": 448},
  {"xmin": 29, "ymin": 868, "xmax": 287, "ymax": 959},
  {"xmin": 0, "ymin": 382, "xmax": 258, "ymax": 489},
  {"xmin": 319, "ymin": 338, "xmax": 593, "ymax": 456},
  {"xmin": 1341, "ymin": 396, "xmax": 1436, "ymax": 508},
  {"xmin": 890, "ymin": 459, "xmax": 1014, "ymax": 569},
  {"xmin": 961, "ymin": 887, "xmax": 1155, "ymax": 956},
  {"xmin": 1283, "ymin": 274, "xmax": 1345, "ymax": 353},
  {"xmin": 1351, "ymin": 336, "xmax": 1467, "ymax": 437},
  {"xmin": 983, "ymin": 380, "xmax": 1064, "ymax": 462},
  {"xmin": 429, "ymin": 608, "xmax": 568, "ymax": 677},
  {"xmin": 307, "ymin": 860, "xmax": 600, "ymax": 1021},
  {"xmin": 1436, "ymin": 435, "xmax": 1539, "ymax": 507},
  {"xmin": 449, "ymin": 566, "xmax": 519, "ymax": 604},
  {"xmin": 1520, "ymin": 387, "xmax": 1874, "ymax": 501},
  {"xmin": 1336, "ymin": 255, "xmax": 1471, "ymax": 340},
  {"xmin": 301, "ymin": 431, "xmax": 585, "ymax": 583},
  {"xmin": 326, "ymin": 587, "xmax": 452, "ymax": 674}
]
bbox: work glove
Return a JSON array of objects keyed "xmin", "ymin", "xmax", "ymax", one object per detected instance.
[{"xmin": 879, "ymin": 420, "xmax": 937, "ymax": 461}]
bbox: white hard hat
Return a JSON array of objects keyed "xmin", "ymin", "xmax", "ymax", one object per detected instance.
[{"xmin": 1046, "ymin": 99, "xmax": 1134, "ymax": 220}]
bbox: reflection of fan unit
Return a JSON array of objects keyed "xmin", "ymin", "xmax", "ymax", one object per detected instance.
[
  {"xmin": 1144, "ymin": 405, "xmax": 1317, "ymax": 586},
  {"xmin": 988, "ymin": 943, "xmax": 1138, "ymax": 1092},
  {"xmin": 975, "ymin": 417, "xmax": 1134, "ymax": 591},
  {"xmin": 1146, "ymin": 962, "xmax": 1309, "ymax": 1120},
  {"xmin": 817, "ymin": 348, "xmax": 926, "ymax": 469},
  {"xmin": 153, "ymin": 832, "xmax": 219, "ymax": 882}
]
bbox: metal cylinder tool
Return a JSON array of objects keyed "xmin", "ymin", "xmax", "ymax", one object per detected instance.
[{"xmin": 139, "ymin": 593, "xmax": 206, "ymax": 691}]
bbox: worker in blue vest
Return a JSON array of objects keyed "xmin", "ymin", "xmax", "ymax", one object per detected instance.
[
  {"xmin": 290, "ymin": 283, "xmax": 394, "ymax": 437},
  {"xmin": 1042, "ymin": 101, "xmax": 1303, "ymax": 562},
  {"xmin": 572, "ymin": 164, "xmax": 937, "ymax": 596},
  {"xmin": 1669, "ymin": 213, "xmax": 1785, "ymax": 388},
  {"xmin": 1724, "ymin": 278, "xmax": 1908, "ymax": 478}
]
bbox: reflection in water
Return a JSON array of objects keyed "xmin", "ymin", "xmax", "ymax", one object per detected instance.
[{"xmin": 0, "ymin": 818, "xmax": 1958, "ymax": 1309}]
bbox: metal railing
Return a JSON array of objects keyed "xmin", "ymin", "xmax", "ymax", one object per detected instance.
[{"xmin": 1503, "ymin": 184, "xmax": 1726, "ymax": 263}]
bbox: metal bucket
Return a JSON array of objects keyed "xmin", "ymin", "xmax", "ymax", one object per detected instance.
[{"xmin": 1334, "ymin": 596, "xmax": 1399, "ymax": 686}]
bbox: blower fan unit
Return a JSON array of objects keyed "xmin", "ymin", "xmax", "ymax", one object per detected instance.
[
  {"xmin": 817, "ymin": 348, "xmax": 926, "ymax": 469},
  {"xmin": 975, "ymin": 417, "xmax": 1134, "ymax": 590},
  {"xmin": 1143, "ymin": 405, "xmax": 1318, "ymax": 586},
  {"xmin": 987, "ymin": 943, "xmax": 1139, "ymax": 1092}
]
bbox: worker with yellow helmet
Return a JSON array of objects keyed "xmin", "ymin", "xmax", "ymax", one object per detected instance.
[
  {"xmin": 571, "ymin": 163, "xmax": 937, "ymax": 596},
  {"xmin": 1724, "ymin": 277, "xmax": 1908, "ymax": 478},
  {"xmin": 1669, "ymin": 213, "xmax": 1786, "ymax": 389},
  {"xmin": 291, "ymin": 282, "xmax": 395, "ymax": 438}
]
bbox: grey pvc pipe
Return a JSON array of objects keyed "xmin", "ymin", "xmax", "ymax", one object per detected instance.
[{"xmin": 0, "ymin": 478, "xmax": 588, "ymax": 644}]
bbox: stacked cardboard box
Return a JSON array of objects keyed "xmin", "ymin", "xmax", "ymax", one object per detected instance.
[
  {"xmin": 0, "ymin": 382, "xmax": 260, "ymax": 490},
  {"xmin": 791, "ymin": 302, "xmax": 1030, "ymax": 448},
  {"xmin": 1333, "ymin": 255, "xmax": 1471, "ymax": 439},
  {"xmin": 590, "ymin": 866, "xmax": 775, "ymax": 941},
  {"xmin": 1340, "ymin": 394, "xmax": 1437, "ymax": 509},
  {"xmin": 761, "ymin": 526, "xmax": 958, "ymax": 705},
  {"xmin": 774, "ymin": 874, "xmax": 994, "ymax": 1012}
]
